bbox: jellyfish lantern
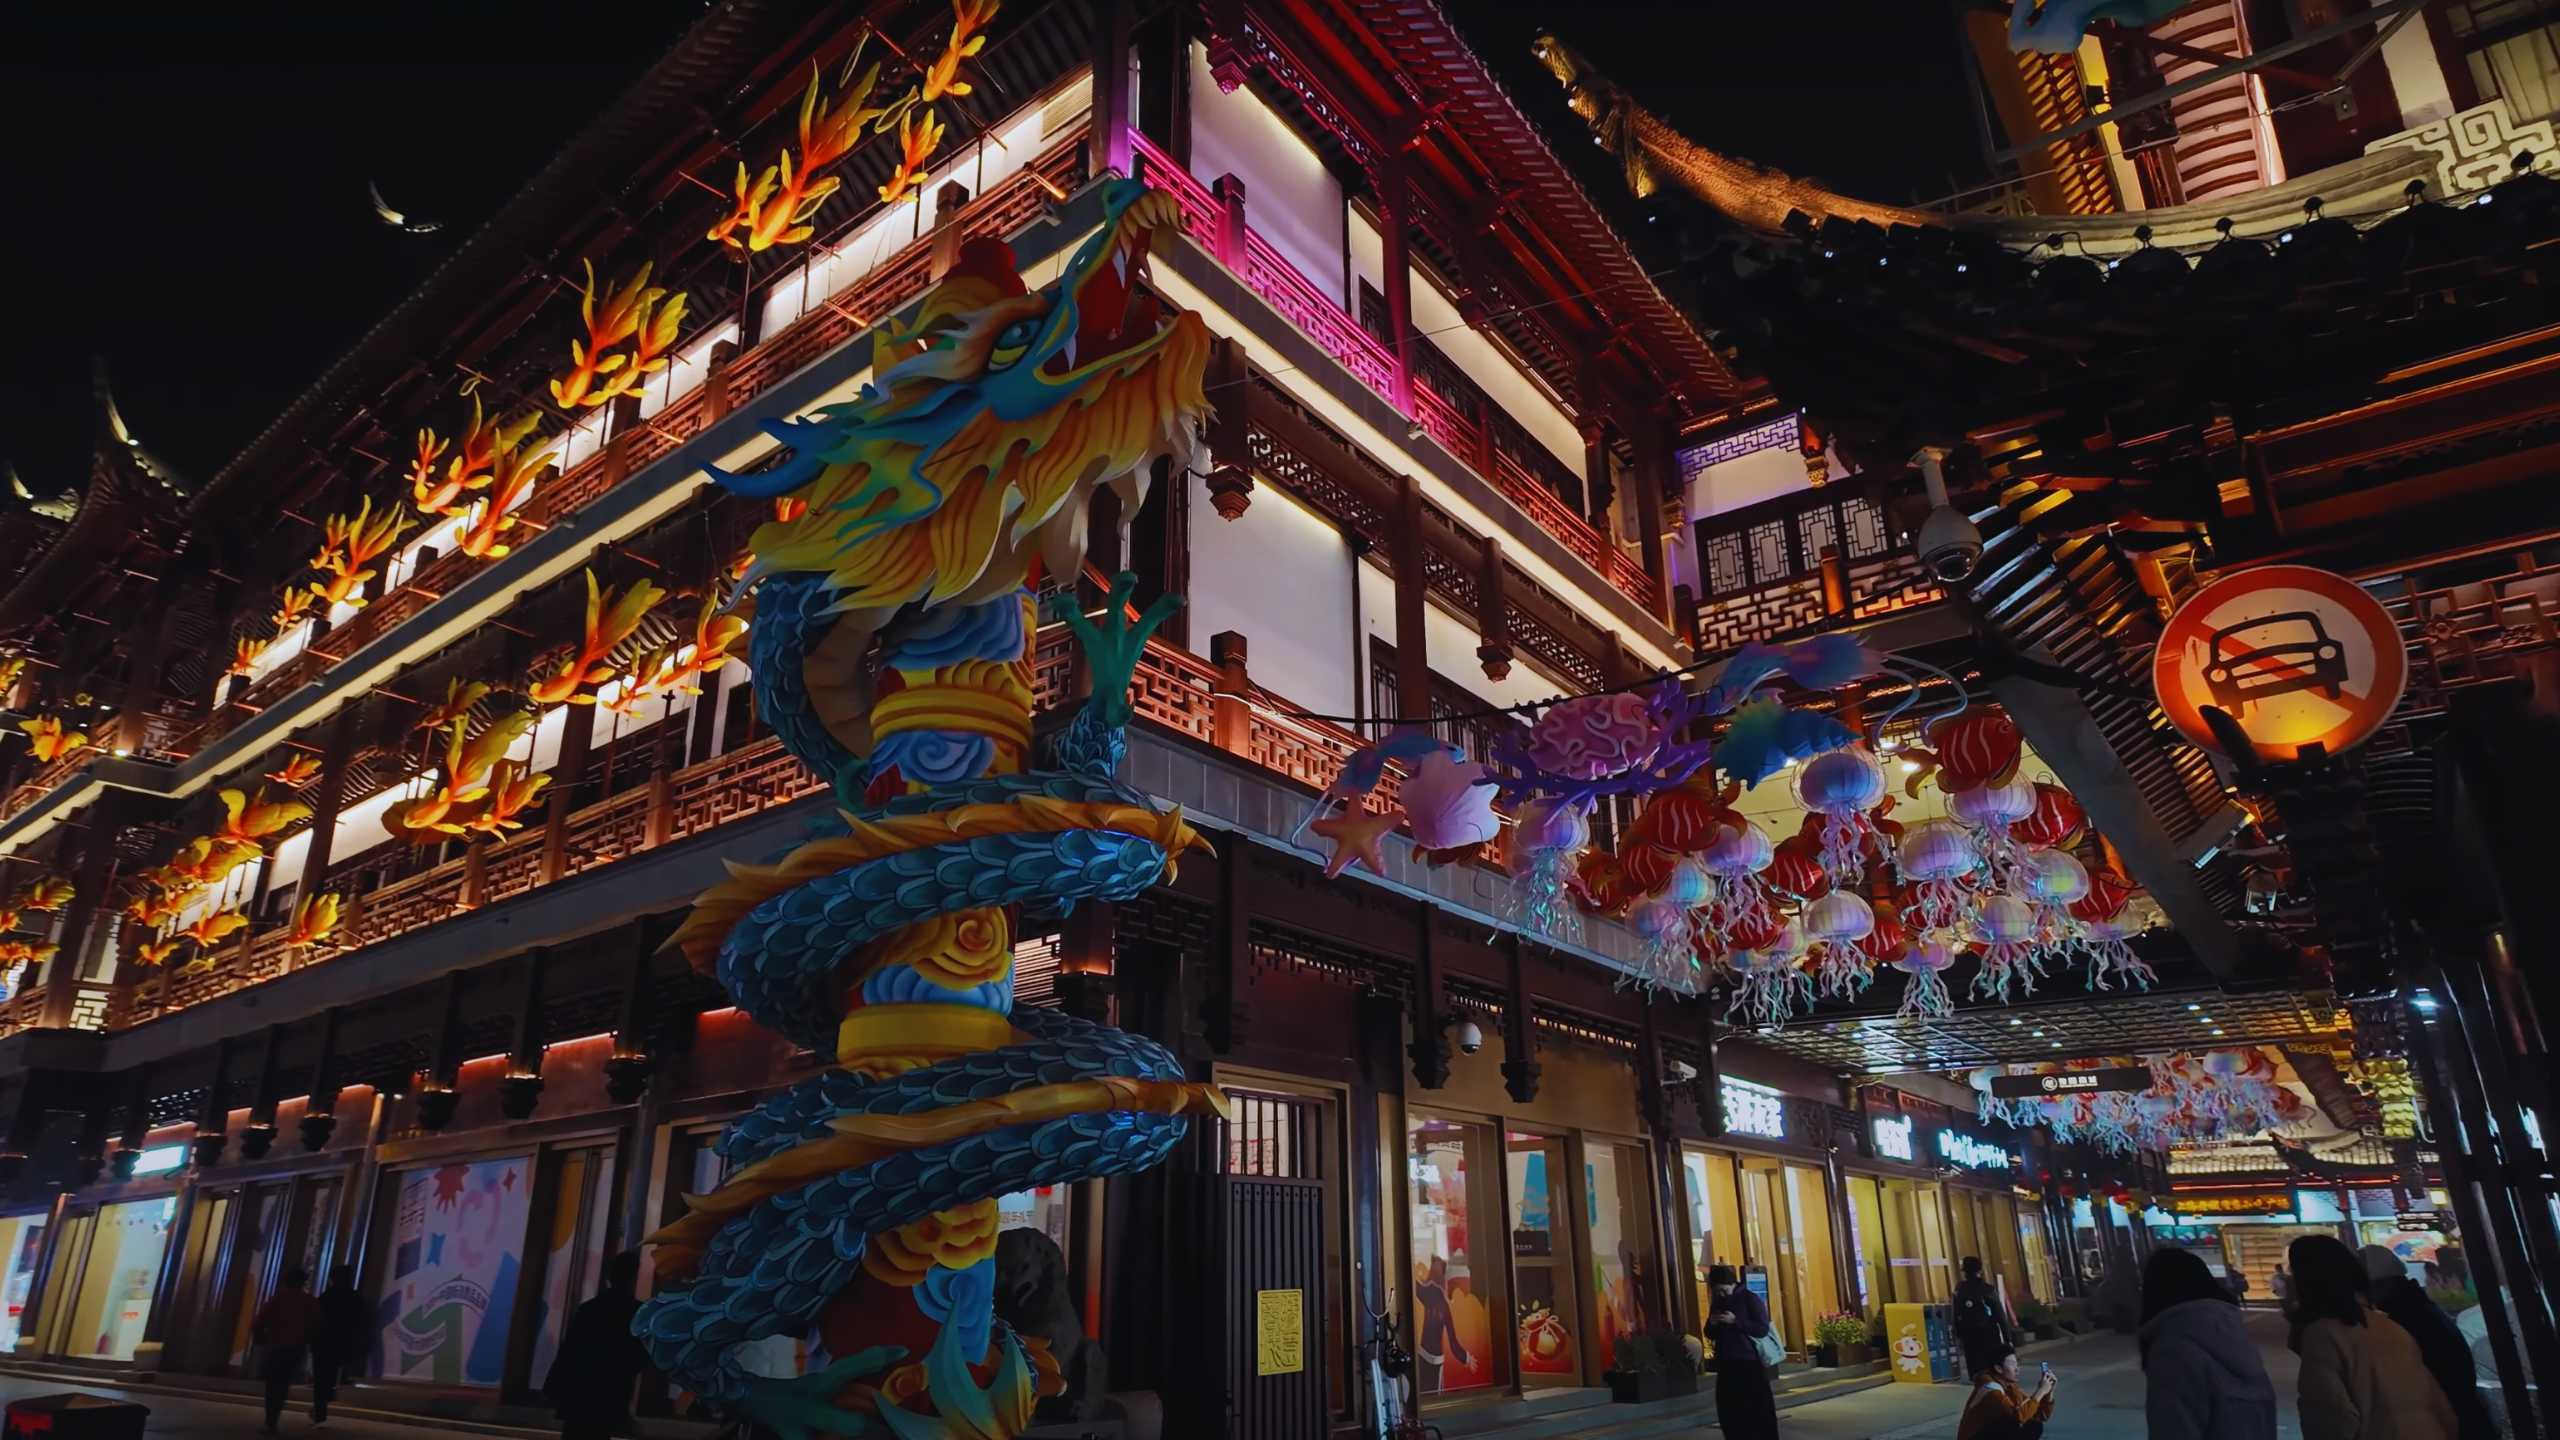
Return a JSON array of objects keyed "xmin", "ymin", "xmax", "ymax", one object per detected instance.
[
  {"xmin": 1795, "ymin": 745, "xmax": 1889, "ymax": 883},
  {"xmin": 1803, "ymin": 889, "xmax": 1877, "ymax": 998},
  {"xmin": 1895, "ymin": 817, "xmax": 1980, "ymax": 932},
  {"xmin": 1724, "ymin": 920, "xmax": 1813, "ymax": 1029},
  {"xmin": 1969, "ymin": 892, "xmax": 2044, "ymax": 1002},
  {"xmin": 1894, "ymin": 935, "xmax": 1961, "ymax": 1018}
]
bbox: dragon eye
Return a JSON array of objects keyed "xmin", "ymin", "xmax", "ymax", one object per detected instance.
[{"xmin": 990, "ymin": 316, "xmax": 1041, "ymax": 369}]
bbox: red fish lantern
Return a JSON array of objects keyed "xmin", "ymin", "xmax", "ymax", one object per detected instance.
[
  {"xmin": 2012, "ymin": 782, "xmax": 2086, "ymax": 849},
  {"xmin": 2071, "ymin": 869, "xmax": 2136, "ymax": 924},
  {"xmin": 1765, "ymin": 833, "xmax": 1832, "ymax": 904},
  {"xmin": 1617, "ymin": 841, "xmax": 1678, "ymax": 898},
  {"xmin": 1904, "ymin": 709, "xmax": 2023, "ymax": 797},
  {"xmin": 1574, "ymin": 848, "xmax": 1635, "ymax": 914},
  {"xmin": 1627, "ymin": 775, "xmax": 1737, "ymax": 854}
]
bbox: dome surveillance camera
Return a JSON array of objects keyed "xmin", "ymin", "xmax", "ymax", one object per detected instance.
[
  {"xmin": 1454, "ymin": 1019, "xmax": 1484, "ymax": 1055},
  {"xmin": 1910, "ymin": 447, "xmax": 1982, "ymax": 584},
  {"xmin": 1917, "ymin": 505, "xmax": 1984, "ymax": 584}
]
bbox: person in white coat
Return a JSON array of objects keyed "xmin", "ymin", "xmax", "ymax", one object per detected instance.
[
  {"xmin": 2140, "ymin": 1248, "xmax": 2278, "ymax": 1440},
  {"xmin": 2287, "ymin": 1235, "xmax": 2457, "ymax": 1440}
]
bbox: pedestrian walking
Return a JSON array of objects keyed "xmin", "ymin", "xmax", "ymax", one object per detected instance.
[
  {"xmin": 2272, "ymin": 1265, "xmax": 2292, "ymax": 1306},
  {"xmin": 252, "ymin": 1267, "xmax": 320, "ymax": 1436},
  {"xmin": 2360, "ymin": 1246, "xmax": 2495, "ymax": 1440},
  {"xmin": 2287, "ymin": 1235, "xmax": 2456, "ymax": 1440},
  {"xmin": 309, "ymin": 1264, "xmax": 368, "ymax": 1426},
  {"xmin": 1704, "ymin": 1264, "xmax": 1779, "ymax": 1440},
  {"xmin": 542, "ymin": 1252, "xmax": 652, "ymax": 1440},
  {"xmin": 1954, "ymin": 1255, "xmax": 2011, "ymax": 1375},
  {"xmin": 2139, "ymin": 1247, "xmax": 2277, "ymax": 1440},
  {"xmin": 1958, "ymin": 1341, "xmax": 2056, "ymax": 1440}
]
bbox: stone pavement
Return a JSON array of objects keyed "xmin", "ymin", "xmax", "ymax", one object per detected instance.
[
  {"xmin": 0, "ymin": 1371, "xmax": 553, "ymax": 1440},
  {"xmin": 1770, "ymin": 1309, "xmax": 2305, "ymax": 1440}
]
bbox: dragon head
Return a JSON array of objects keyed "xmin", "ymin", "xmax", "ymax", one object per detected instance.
[{"xmin": 724, "ymin": 179, "xmax": 1210, "ymax": 613}]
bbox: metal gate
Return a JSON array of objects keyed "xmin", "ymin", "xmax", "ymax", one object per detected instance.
[{"xmin": 1187, "ymin": 1089, "xmax": 1330, "ymax": 1440}]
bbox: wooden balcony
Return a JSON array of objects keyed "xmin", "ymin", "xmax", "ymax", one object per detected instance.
[{"xmin": 1689, "ymin": 481, "xmax": 1945, "ymax": 654}]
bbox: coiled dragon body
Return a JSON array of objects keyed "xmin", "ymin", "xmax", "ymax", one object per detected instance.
[{"xmin": 638, "ymin": 181, "xmax": 1222, "ymax": 1439}]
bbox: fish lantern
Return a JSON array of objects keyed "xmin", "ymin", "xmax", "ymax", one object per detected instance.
[
  {"xmin": 1701, "ymin": 819, "xmax": 1776, "ymax": 938},
  {"xmin": 1895, "ymin": 818, "xmax": 1979, "ymax": 931},
  {"xmin": 1627, "ymin": 775, "xmax": 1735, "ymax": 854},
  {"xmin": 1894, "ymin": 935, "xmax": 1961, "ymax": 1018},
  {"xmin": 1574, "ymin": 848, "xmax": 1635, "ymax": 914},
  {"xmin": 1795, "ymin": 745, "xmax": 1888, "ymax": 882},
  {"xmin": 1507, "ymin": 796, "xmax": 1592, "ymax": 941},
  {"xmin": 1400, "ymin": 750, "xmax": 1502, "ymax": 853},
  {"xmin": 2012, "ymin": 782, "xmax": 2086, "ymax": 849},
  {"xmin": 1855, "ymin": 899, "xmax": 1911, "ymax": 967},
  {"xmin": 2271, "ymin": 1087, "xmax": 2310, "ymax": 1126},
  {"xmin": 1804, "ymin": 889, "xmax": 1877, "ymax": 998},
  {"xmin": 1526, "ymin": 692, "xmax": 1661, "ymax": 781},
  {"xmin": 1905, "ymin": 709, "xmax": 2022, "ymax": 797},
  {"xmin": 1617, "ymin": 842, "xmax": 1678, "ymax": 898},
  {"xmin": 2071, "ymin": 869, "xmax": 2136, "ymax": 925},
  {"xmin": 1764, "ymin": 833, "xmax": 1832, "ymax": 904},
  {"xmin": 1969, "ymin": 893, "xmax": 2043, "ymax": 1002},
  {"xmin": 1725, "ymin": 920, "xmax": 1812, "ymax": 1029}
]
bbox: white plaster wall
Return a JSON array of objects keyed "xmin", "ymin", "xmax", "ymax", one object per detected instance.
[
  {"xmin": 1684, "ymin": 446, "xmax": 1810, "ymax": 520},
  {"xmin": 1189, "ymin": 42, "xmax": 1347, "ymax": 307},
  {"xmin": 1355, "ymin": 559, "xmax": 1572, "ymax": 717},
  {"xmin": 1185, "ymin": 469, "xmax": 1358, "ymax": 718}
]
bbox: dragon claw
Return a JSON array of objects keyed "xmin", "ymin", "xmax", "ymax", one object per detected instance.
[
  {"xmin": 1052, "ymin": 570, "xmax": 1181, "ymax": 730},
  {"xmin": 737, "ymin": 1347, "xmax": 909, "ymax": 1440}
]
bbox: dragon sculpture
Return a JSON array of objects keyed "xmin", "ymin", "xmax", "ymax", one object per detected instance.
[{"xmin": 637, "ymin": 179, "xmax": 1225, "ymax": 1438}]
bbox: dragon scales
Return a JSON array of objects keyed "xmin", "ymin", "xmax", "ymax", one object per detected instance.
[{"xmin": 640, "ymin": 181, "xmax": 1227, "ymax": 1438}]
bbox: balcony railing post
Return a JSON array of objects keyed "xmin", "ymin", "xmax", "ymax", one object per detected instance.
[
  {"xmin": 458, "ymin": 836, "xmax": 488, "ymax": 913},
  {"xmin": 1209, "ymin": 630, "xmax": 1252, "ymax": 755},
  {"xmin": 704, "ymin": 338, "xmax": 739, "ymax": 424},
  {"xmin": 929, "ymin": 181, "xmax": 974, "ymax": 281},
  {"xmin": 599, "ymin": 392, "xmax": 643, "ymax": 492},
  {"xmin": 1212, "ymin": 174, "xmax": 1249, "ymax": 271},
  {"xmin": 1380, "ymin": 161, "xmax": 1416, "ymax": 414}
]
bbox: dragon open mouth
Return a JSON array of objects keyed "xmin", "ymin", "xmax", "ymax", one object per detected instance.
[{"xmin": 1047, "ymin": 188, "xmax": 1184, "ymax": 379}]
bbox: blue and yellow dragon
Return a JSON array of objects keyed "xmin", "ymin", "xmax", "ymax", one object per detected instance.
[{"xmin": 638, "ymin": 180, "xmax": 1227, "ymax": 1438}]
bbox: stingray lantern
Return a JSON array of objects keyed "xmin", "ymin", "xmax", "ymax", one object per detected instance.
[
  {"xmin": 1894, "ymin": 935, "xmax": 1962, "ymax": 1018},
  {"xmin": 1700, "ymin": 818, "xmax": 1776, "ymax": 942},
  {"xmin": 1398, "ymin": 750, "xmax": 1502, "ymax": 855},
  {"xmin": 1724, "ymin": 920, "xmax": 1813, "ymax": 1030},
  {"xmin": 1970, "ymin": 893, "xmax": 2044, "ymax": 1003},
  {"xmin": 1795, "ymin": 745, "xmax": 1889, "ymax": 883},
  {"xmin": 1903, "ymin": 708, "xmax": 2023, "ymax": 798},
  {"xmin": 1895, "ymin": 817, "xmax": 1980, "ymax": 932},
  {"xmin": 1803, "ymin": 889, "xmax": 1877, "ymax": 998}
]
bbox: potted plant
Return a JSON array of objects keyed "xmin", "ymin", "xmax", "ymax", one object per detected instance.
[
  {"xmin": 2017, "ymin": 1297, "xmax": 2066, "ymax": 1340},
  {"xmin": 1811, "ymin": 1312, "xmax": 1873, "ymax": 1367},
  {"xmin": 1607, "ymin": 1330, "xmax": 1703, "ymax": 1403}
]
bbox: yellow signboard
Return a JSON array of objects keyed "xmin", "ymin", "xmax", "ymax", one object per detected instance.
[
  {"xmin": 1256, "ymin": 1288, "xmax": 1305, "ymax": 1377},
  {"xmin": 1885, "ymin": 1303, "xmax": 1933, "ymax": 1384}
]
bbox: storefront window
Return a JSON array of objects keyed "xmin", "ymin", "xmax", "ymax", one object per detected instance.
[
  {"xmin": 1847, "ymin": 1176, "xmax": 1886, "ymax": 1312},
  {"xmin": 1737, "ymin": 1159, "xmax": 1794, "ymax": 1349},
  {"xmin": 369, "ymin": 1155, "xmax": 534, "ymax": 1385},
  {"xmin": 0, "ymin": 1213, "xmax": 47, "ymax": 1350},
  {"xmin": 1506, "ymin": 1131, "xmax": 1579, "ymax": 1385},
  {"xmin": 528, "ymin": 1147, "xmax": 621, "ymax": 1388},
  {"xmin": 1784, "ymin": 1164, "xmax": 1841, "ymax": 1341},
  {"xmin": 1584, "ymin": 1143, "xmax": 1650, "ymax": 1368},
  {"xmin": 2015, "ymin": 1200, "xmax": 2057, "ymax": 1303},
  {"xmin": 225, "ymin": 1183, "xmax": 293, "ymax": 1369},
  {"xmin": 1406, "ymin": 1115, "xmax": 1502, "ymax": 1394},
  {"xmin": 66, "ymin": 1198, "xmax": 176, "ymax": 1361},
  {"xmin": 1682, "ymin": 1148, "xmax": 1744, "ymax": 1334}
]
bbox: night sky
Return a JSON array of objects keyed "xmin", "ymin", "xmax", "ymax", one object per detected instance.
[{"xmin": 0, "ymin": 2, "xmax": 1979, "ymax": 494}]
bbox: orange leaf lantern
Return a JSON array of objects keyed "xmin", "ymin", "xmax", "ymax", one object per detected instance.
[
  {"xmin": 266, "ymin": 752, "xmax": 323, "ymax": 788},
  {"xmin": 284, "ymin": 892, "xmax": 342, "ymax": 947},
  {"xmin": 181, "ymin": 909, "xmax": 249, "ymax": 949},
  {"xmin": 920, "ymin": 0, "xmax": 999, "ymax": 103},
  {"xmin": 415, "ymin": 678, "xmax": 493, "ymax": 735},
  {"xmin": 461, "ymin": 761, "xmax": 550, "ymax": 835},
  {"xmin": 15, "ymin": 876, "xmax": 72, "ymax": 912},
  {"xmin": 550, "ymin": 261, "xmax": 663, "ymax": 410},
  {"xmin": 132, "ymin": 937, "xmax": 180, "ymax": 968},
  {"xmin": 710, "ymin": 58, "xmax": 888, "ymax": 252},
  {"xmin": 405, "ymin": 426, "xmax": 455, "ymax": 515},
  {"xmin": 456, "ymin": 428, "xmax": 556, "ymax": 559},
  {"xmin": 528, "ymin": 571, "xmax": 665, "ymax": 705},
  {"xmin": 217, "ymin": 786, "xmax": 311, "ymax": 845},
  {"xmin": 879, "ymin": 106, "xmax": 947, "ymax": 207},
  {"xmin": 227, "ymin": 635, "xmax": 265, "ymax": 677},
  {"xmin": 271, "ymin": 589, "xmax": 315, "ymax": 632},
  {"xmin": 20, "ymin": 715, "xmax": 88, "ymax": 763}
]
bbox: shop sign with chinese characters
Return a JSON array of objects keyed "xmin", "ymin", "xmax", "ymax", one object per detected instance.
[
  {"xmin": 2167, "ymin": 1191, "xmax": 2294, "ymax": 1217},
  {"xmin": 1872, "ymin": 1114, "xmax": 1916, "ymax": 1161},
  {"xmin": 1723, "ymin": 1077, "xmax": 1787, "ymax": 1140},
  {"xmin": 1937, "ymin": 1129, "xmax": 2014, "ymax": 1170}
]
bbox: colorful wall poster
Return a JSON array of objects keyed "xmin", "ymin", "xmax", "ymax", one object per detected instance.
[{"xmin": 371, "ymin": 1156, "xmax": 532, "ymax": 1385}]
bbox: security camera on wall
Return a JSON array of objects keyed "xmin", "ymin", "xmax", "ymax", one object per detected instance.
[
  {"xmin": 1666, "ymin": 1059, "xmax": 1699, "ymax": 1084},
  {"xmin": 1912, "ymin": 446, "xmax": 1982, "ymax": 584},
  {"xmin": 1453, "ymin": 1019, "xmax": 1484, "ymax": 1055}
]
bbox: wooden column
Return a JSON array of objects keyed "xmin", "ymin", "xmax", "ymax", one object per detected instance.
[
  {"xmin": 232, "ymin": 837, "xmax": 277, "ymax": 971},
  {"xmin": 1207, "ymin": 840, "xmax": 1245, "ymax": 1055},
  {"xmin": 929, "ymin": 181, "xmax": 974, "ymax": 280},
  {"xmin": 110, "ymin": 1070, "xmax": 152, "ymax": 1178},
  {"xmin": 703, "ymin": 338, "xmax": 739, "ymax": 423},
  {"xmin": 1499, "ymin": 932, "xmax": 1538, "ymax": 1102},
  {"xmin": 541, "ymin": 697, "xmax": 597, "ymax": 882},
  {"xmin": 599, "ymin": 391, "xmax": 643, "ymax": 491},
  {"xmin": 1635, "ymin": 1000, "xmax": 1682, "ymax": 1329},
  {"xmin": 1208, "ymin": 631, "xmax": 1251, "ymax": 755},
  {"xmin": 686, "ymin": 674, "xmax": 722, "ymax": 765},
  {"xmin": 1474, "ymin": 534, "xmax": 1512, "ymax": 682},
  {"xmin": 1211, "ymin": 175, "xmax": 1249, "ymax": 269},
  {"xmin": 1692, "ymin": 1006, "xmax": 1726, "ymax": 1138},
  {"xmin": 116, "ymin": 602, "xmax": 186, "ymax": 754},
  {"xmin": 644, "ymin": 710, "xmax": 679, "ymax": 848},
  {"xmin": 1056, "ymin": 900, "xmax": 1117, "ymax": 1025},
  {"xmin": 605, "ymin": 918, "xmax": 660, "ymax": 1106},
  {"xmin": 299, "ymin": 701, "xmax": 365, "ymax": 896},
  {"xmin": 300, "ymin": 1006, "xmax": 344, "ymax": 1151},
  {"xmin": 1203, "ymin": 337, "xmax": 1254, "ymax": 520},
  {"xmin": 1380, "ymin": 162, "xmax": 1417, "ymax": 414},
  {"xmin": 1391, "ymin": 475, "xmax": 1431, "ymax": 722},
  {"xmin": 1406, "ymin": 904, "xmax": 1450, "ymax": 1089},
  {"xmin": 1090, "ymin": 0, "xmax": 1134, "ymax": 179},
  {"xmin": 240, "ymin": 1024, "xmax": 282, "ymax": 1160},
  {"xmin": 39, "ymin": 801, "xmax": 122, "ymax": 1030},
  {"xmin": 1630, "ymin": 420, "xmax": 1675, "ymax": 625},
  {"xmin": 501, "ymin": 947, "xmax": 549, "ymax": 1120},
  {"xmin": 417, "ymin": 971, "xmax": 463, "ymax": 1131},
  {"xmin": 1581, "ymin": 420, "xmax": 1618, "ymax": 529},
  {"xmin": 191, "ymin": 1039, "xmax": 232, "ymax": 1170}
]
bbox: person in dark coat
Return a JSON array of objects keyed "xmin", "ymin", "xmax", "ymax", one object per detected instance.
[
  {"xmin": 1704, "ymin": 1264, "xmax": 1778, "ymax": 1440},
  {"xmin": 252, "ymin": 1267, "xmax": 320, "ymax": 1437},
  {"xmin": 2140, "ymin": 1247, "xmax": 2278, "ymax": 1440},
  {"xmin": 1953, "ymin": 1255, "xmax": 2011, "ymax": 1375},
  {"xmin": 308, "ymin": 1264, "xmax": 369, "ymax": 1425},
  {"xmin": 542, "ymin": 1252, "xmax": 651, "ymax": 1440},
  {"xmin": 2363, "ymin": 1246, "xmax": 2495, "ymax": 1440}
]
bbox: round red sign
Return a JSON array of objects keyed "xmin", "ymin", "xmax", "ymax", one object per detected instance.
[{"xmin": 2152, "ymin": 564, "xmax": 2407, "ymax": 762}]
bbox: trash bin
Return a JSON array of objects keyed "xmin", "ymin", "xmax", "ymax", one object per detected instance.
[{"xmin": 3, "ymin": 1392, "xmax": 150, "ymax": 1440}]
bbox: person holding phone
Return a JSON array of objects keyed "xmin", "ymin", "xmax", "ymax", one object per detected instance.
[
  {"xmin": 1958, "ymin": 1341, "xmax": 2056, "ymax": 1440},
  {"xmin": 1704, "ymin": 1265, "xmax": 1779, "ymax": 1440},
  {"xmin": 2140, "ymin": 1248, "xmax": 2278, "ymax": 1440}
]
